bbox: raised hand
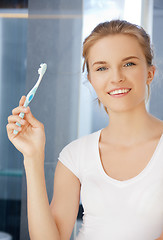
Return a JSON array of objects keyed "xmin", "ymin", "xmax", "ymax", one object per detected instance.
[{"xmin": 6, "ymin": 96, "xmax": 46, "ymax": 159}]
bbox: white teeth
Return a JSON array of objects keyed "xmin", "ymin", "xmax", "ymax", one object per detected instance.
[{"xmin": 109, "ymin": 89, "xmax": 130, "ymax": 95}]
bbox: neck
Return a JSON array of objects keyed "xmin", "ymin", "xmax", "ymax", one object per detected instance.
[{"xmin": 105, "ymin": 101, "xmax": 155, "ymax": 146}]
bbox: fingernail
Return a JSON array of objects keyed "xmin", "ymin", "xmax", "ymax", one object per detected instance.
[{"xmin": 21, "ymin": 119, "xmax": 25, "ymax": 124}]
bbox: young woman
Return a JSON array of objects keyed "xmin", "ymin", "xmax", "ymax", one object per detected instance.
[{"xmin": 6, "ymin": 20, "xmax": 163, "ymax": 240}]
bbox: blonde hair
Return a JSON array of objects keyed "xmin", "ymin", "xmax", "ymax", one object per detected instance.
[{"xmin": 82, "ymin": 19, "xmax": 154, "ymax": 114}]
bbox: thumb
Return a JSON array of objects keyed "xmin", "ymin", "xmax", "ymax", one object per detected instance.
[{"xmin": 25, "ymin": 107, "xmax": 42, "ymax": 128}]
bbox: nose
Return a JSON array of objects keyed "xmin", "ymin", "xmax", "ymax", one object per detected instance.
[{"xmin": 110, "ymin": 68, "xmax": 125, "ymax": 84}]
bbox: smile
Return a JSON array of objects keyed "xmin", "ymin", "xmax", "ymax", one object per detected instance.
[{"xmin": 108, "ymin": 88, "xmax": 131, "ymax": 97}]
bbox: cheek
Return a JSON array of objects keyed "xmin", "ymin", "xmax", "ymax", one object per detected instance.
[
  {"xmin": 91, "ymin": 80, "xmax": 102, "ymax": 91},
  {"xmin": 129, "ymin": 67, "xmax": 147, "ymax": 88},
  {"xmin": 135, "ymin": 70, "xmax": 147, "ymax": 88},
  {"xmin": 89, "ymin": 73, "xmax": 107, "ymax": 91}
]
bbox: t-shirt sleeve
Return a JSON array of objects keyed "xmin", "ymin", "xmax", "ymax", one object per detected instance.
[{"xmin": 58, "ymin": 140, "xmax": 81, "ymax": 181}]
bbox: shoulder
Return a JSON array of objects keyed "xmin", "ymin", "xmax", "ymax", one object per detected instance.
[
  {"xmin": 156, "ymin": 119, "xmax": 163, "ymax": 135},
  {"xmin": 149, "ymin": 116, "xmax": 163, "ymax": 136},
  {"xmin": 58, "ymin": 129, "xmax": 102, "ymax": 181},
  {"xmin": 161, "ymin": 121, "xmax": 163, "ymax": 131},
  {"xmin": 61, "ymin": 129, "xmax": 102, "ymax": 154}
]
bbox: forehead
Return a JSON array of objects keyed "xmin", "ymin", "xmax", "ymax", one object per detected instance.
[{"xmin": 88, "ymin": 34, "xmax": 145, "ymax": 62}]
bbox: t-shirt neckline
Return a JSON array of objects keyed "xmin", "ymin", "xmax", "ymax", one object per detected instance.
[{"xmin": 96, "ymin": 129, "xmax": 163, "ymax": 186}]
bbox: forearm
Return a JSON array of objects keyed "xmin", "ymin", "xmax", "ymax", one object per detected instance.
[{"xmin": 24, "ymin": 155, "xmax": 60, "ymax": 240}]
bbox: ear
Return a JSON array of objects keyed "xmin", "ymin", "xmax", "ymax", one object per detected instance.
[{"xmin": 147, "ymin": 65, "xmax": 156, "ymax": 84}]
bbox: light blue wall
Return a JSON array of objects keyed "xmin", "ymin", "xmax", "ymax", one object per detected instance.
[
  {"xmin": 19, "ymin": 1, "xmax": 82, "ymax": 239},
  {"xmin": 0, "ymin": 15, "xmax": 27, "ymax": 200},
  {"xmin": 149, "ymin": 5, "xmax": 163, "ymax": 120}
]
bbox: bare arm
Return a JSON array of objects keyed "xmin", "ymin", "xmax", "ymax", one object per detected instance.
[
  {"xmin": 6, "ymin": 96, "xmax": 80, "ymax": 240},
  {"xmin": 24, "ymin": 158, "xmax": 80, "ymax": 240},
  {"xmin": 24, "ymin": 156, "xmax": 61, "ymax": 240},
  {"xmin": 50, "ymin": 161, "xmax": 81, "ymax": 239}
]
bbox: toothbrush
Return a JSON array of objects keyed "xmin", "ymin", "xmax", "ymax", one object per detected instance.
[{"xmin": 13, "ymin": 63, "xmax": 47, "ymax": 135}]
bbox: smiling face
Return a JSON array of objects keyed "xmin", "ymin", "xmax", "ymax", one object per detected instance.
[{"xmin": 87, "ymin": 34, "xmax": 155, "ymax": 113}]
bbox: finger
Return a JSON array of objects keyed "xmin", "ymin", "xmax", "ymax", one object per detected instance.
[
  {"xmin": 12, "ymin": 106, "xmax": 29, "ymax": 115},
  {"xmin": 19, "ymin": 95, "xmax": 26, "ymax": 107},
  {"xmin": 25, "ymin": 107, "xmax": 44, "ymax": 129},
  {"xmin": 6, "ymin": 123, "xmax": 22, "ymax": 135},
  {"xmin": 8, "ymin": 115, "xmax": 26, "ymax": 125}
]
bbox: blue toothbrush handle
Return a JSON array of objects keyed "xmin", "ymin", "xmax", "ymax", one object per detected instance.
[
  {"xmin": 13, "ymin": 63, "xmax": 46, "ymax": 135},
  {"xmin": 13, "ymin": 96, "xmax": 32, "ymax": 135},
  {"xmin": 13, "ymin": 114, "xmax": 24, "ymax": 135}
]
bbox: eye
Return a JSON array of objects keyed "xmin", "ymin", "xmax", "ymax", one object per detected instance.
[
  {"xmin": 124, "ymin": 62, "xmax": 136, "ymax": 67},
  {"xmin": 97, "ymin": 66, "xmax": 108, "ymax": 71}
]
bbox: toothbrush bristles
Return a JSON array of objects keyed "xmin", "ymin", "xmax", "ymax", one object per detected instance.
[{"xmin": 38, "ymin": 63, "xmax": 47, "ymax": 76}]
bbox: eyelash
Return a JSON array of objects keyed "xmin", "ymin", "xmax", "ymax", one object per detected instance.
[
  {"xmin": 96, "ymin": 62, "xmax": 136, "ymax": 71},
  {"xmin": 96, "ymin": 67, "xmax": 108, "ymax": 71},
  {"xmin": 124, "ymin": 62, "xmax": 136, "ymax": 67}
]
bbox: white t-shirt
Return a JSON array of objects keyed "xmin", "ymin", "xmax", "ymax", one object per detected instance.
[{"xmin": 58, "ymin": 129, "xmax": 163, "ymax": 240}]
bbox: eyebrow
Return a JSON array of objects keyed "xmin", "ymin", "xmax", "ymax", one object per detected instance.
[
  {"xmin": 92, "ymin": 56, "xmax": 140, "ymax": 66},
  {"xmin": 122, "ymin": 56, "xmax": 140, "ymax": 61},
  {"xmin": 92, "ymin": 61, "xmax": 107, "ymax": 66}
]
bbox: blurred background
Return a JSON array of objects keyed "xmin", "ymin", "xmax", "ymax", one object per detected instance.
[{"xmin": 0, "ymin": 0, "xmax": 162, "ymax": 239}]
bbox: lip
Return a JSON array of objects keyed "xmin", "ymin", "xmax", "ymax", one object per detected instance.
[{"xmin": 108, "ymin": 88, "xmax": 131, "ymax": 94}]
